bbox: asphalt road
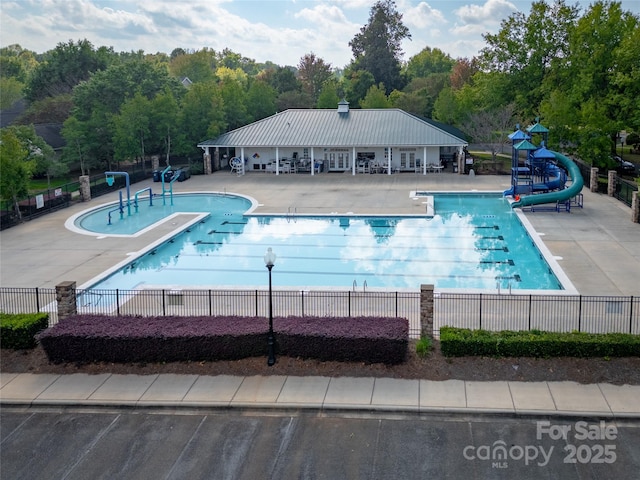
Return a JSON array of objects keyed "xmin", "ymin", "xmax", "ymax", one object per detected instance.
[{"xmin": 2, "ymin": 409, "xmax": 639, "ymax": 480}]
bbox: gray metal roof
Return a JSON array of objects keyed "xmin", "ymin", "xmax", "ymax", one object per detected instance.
[{"xmin": 198, "ymin": 109, "xmax": 467, "ymax": 148}]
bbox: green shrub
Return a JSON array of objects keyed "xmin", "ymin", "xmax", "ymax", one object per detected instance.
[
  {"xmin": 440, "ymin": 327, "xmax": 640, "ymax": 358},
  {"xmin": 0, "ymin": 313, "xmax": 49, "ymax": 349},
  {"xmin": 415, "ymin": 337, "xmax": 432, "ymax": 357}
]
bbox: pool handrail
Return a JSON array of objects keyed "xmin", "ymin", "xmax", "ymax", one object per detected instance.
[{"xmin": 134, "ymin": 187, "xmax": 153, "ymax": 212}]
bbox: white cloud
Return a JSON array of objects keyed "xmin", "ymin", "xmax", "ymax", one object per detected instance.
[
  {"xmin": 454, "ymin": 0, "xmax": 518, "ymax": 27},
  {"xmin": 404, "ymin": 2, "xmax": 447, "ymax": 30}
]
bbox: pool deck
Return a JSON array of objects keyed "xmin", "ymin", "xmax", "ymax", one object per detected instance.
[{"xmin": 1, "ymin": 170, "xmax": 639, "ymax": 295}]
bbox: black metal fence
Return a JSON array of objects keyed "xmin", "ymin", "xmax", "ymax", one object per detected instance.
[
  {"xmin": 2, "ymin": 287, "xmax": 639, "ymax": 338},
  {"xmin": 0, "ymin": 164, "xmax": 152, "ymax": 231},
  {"xmin": 435, "ymin": 293, "xmax": 639, "ymax": 335},
  {"xmin": 614, "ymin": 177, "xmax": 638, "ymax": 207}
]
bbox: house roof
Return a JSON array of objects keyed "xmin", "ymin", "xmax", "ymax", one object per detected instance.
[{"xmin": 198, "ymin": 108, "xmax": 467, "ymax": 148}]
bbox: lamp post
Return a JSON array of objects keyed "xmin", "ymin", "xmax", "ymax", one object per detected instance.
[{"xmin": 264, "ymin": 247, "xmax": 276, "ymax": 366}]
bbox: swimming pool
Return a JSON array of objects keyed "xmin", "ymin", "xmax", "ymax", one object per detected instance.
[{"xmin": 70, "ymin": 192, "xmax": 568, "ymax": 291}]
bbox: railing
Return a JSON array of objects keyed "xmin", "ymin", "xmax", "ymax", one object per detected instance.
[
  {"xmin": 435, "ymin": 293, "xmax": 639, "ymax": 335},
  {"xmin": 2, "ymin": 288, "xmax": 638, "ymax": 338},
  {"xmin": 0, "ymin": 164, "xmax": 152, "ymax": 231},
  {"xmin": 614, "ymin": 177, "xmax": 638, "ymax": 207}
]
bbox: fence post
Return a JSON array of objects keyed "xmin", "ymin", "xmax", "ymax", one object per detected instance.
[
  {"xmin": 420, "ymin": 284, "xmax": 434, "ymax": 338},
  {"xmin": 56, "ymin": 281, "xmax": 77, "ymax": 321}
]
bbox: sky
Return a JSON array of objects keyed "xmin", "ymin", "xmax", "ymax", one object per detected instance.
[{"xmin": 1, "ymin": 0, "xmax": 639, "ymax": 68}]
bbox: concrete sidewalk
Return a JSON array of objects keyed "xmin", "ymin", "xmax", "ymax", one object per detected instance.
[{"xmin": 2, "ymin": 373, "xmax": 639, "ymax": 418}]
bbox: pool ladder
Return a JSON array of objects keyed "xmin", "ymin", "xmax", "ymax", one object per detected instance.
[
  {"xmin": 287, "ymin": 206, "xmax": 297, "ymax": 222},
  {"xmin": 352, "ymin": 279, "xmax": 368, "ymax": 292}
]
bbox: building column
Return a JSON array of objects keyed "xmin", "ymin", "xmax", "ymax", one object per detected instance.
[
  {"xmin": 352, "ymin": 147, "xmax": 356, "ymax": 175},
  {"xmin": 311, "ymin": 147, "xmax": 315, "ymax": 176},
  {"xmin": 56, "ymin": 281, "xmax": 77, "ymax": 321},
  {"xmin": 632, "ymin": 191, "xmax": 639, "ymax": 224},
  {"xmin": 420, "ymin": 284, "xmax": 434, "ymax": 338}
]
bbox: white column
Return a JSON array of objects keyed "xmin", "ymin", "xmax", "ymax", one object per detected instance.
[
  {"xmin": 352, "ymin": 147, "xmax": 356, "ymax": 175},
  {"xmin": 387, "ymin": 147, "xmax": 392, "ymax": 175},
  {"xmin": 423, "ymin": 146, "xmax": 427, "ymax": 175},
  {"xmin": 240, "ymin": 147, "xmax": 245, "ymax": 175},
  {"xmin": 275, "ymin": 147, "xmax": 279, "ymax": 175},
  {"xmin": 311, "ymin": 147, "xmax": 315, "ymax": 176}
]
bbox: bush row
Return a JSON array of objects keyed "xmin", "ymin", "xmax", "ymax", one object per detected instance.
[
  {"xmin": 37, "ymin": 314, "xmax": 408, "ymax": 365},
  {"xmin": 440, "ymin": 327, "xmax": 640, "ymax": 358},
  {"xmin": 1, "ymin": 313, "xmax": 49, "ymax": 349}
]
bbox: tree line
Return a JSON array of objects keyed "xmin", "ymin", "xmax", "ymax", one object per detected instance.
[{"xmin": 1, "ymin": 0, "xmax": 638, "ymax": 210}]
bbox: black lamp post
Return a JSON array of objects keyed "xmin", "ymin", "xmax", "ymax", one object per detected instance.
[{"xmin": 264, "ymin": 247, "xmax": 276, "ymax": 366}]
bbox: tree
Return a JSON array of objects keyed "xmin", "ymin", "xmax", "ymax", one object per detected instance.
[
  {"xmin": 460, "ymin": 104, "xmax": 517, "ymax": 160},
  {"xmin": 178, "ymin": 81, "xmax": 226, "ymax": 157},
  {"xmin": 342, "ymin": 68, "xmax": 375, "ymax": 107},
  {"xmin": 360, "ymin": 84, "xmax": 391, "ymax": 108},
  {"xmin": 24, "ymin": 39, "xmax": 113, "ymax": 102},
  {"xmin": 349, "ymin": 0, "xmax": 410, "ymax": 94},
  {"xmin": 449, "ymin": 58, "xmax": 478, "ymax": 90},
  {"xmin": 169, "ymin": 48, "xmax": 216, "ymax": 83},
  {"xmin": 0, "ymin": 128, "xmax": 33, "ymax": 220},
  {"xmin": 316, "ymin": 80, "xmax": 341, "ymax": 109},
  {"xmin": 66, "ymin": 58, "xmax": 184, "ymax": 170},
  {"xmin": 479, "ymin": 0, "xmax": 579, "ymax": 117},
  {"xmin": 4, "ymin": 125, "xmax": 57, "ymax": 181},
  {"xmin": 404, "ymin": 47, "xmax": 454, "ymax": 81},
  {"xmin": 150, "ymin": 89, "xmax": 183, "ymax": 162},
  {"xmin": 246, "ymin": 80, "xmax": 277, "ymax": 121},
  {"xmin": 297, "ymin": 53, "xmax": 333, "ymax": 105},
  {"xmin": 113, "ymin": 92, "xmax": 152, "ymax": 163}
]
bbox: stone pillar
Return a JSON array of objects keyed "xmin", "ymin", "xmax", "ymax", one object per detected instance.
[
  {"xmin": 151, "ymin": 155, "xmax": 160, "ymax": 171},
  {"xmin": 214, "ymin": 147, "xmax": 221, "ymax": 171},
  {"xmin": 420, "ymin": 284, "xmax": 434, "ymax": 338},
  {"xmin": 590, "ymin": 168, "xmax": 599, "ymax": 192},
  {"xmin": 632, "ymin": 191, "xmax": 639, "ymax": 224},
  {"xmin": 79, "ymin": 175, "xmax": 91, "ymax": 202},
  {"xmin": 607, "ymin": 170, "xmax": 616, "ymax": 197},
  {"xmin": 56, "ymin": 281, "xmax": 77, "ymax": 321},
  {"xmin": 204, "ymin": 152, "xmax": 212, "ymax": 175}
]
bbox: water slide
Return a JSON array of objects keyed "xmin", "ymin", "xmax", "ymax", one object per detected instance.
[{"xmin": 510, "ymin": 151, "xmax": 583, "ymax": 208}]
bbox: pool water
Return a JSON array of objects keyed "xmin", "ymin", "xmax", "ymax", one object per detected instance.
[{"xmin": 74, "ymin": 193, "xmax": 564, "ymax": 291}]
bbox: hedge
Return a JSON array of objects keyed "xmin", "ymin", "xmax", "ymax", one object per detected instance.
[
  {"xmin": 37, "ymin": 314, "xmax": 408, "ymax": 365},
  {"xmin": 440, "ymin": 327, "xmax": 640, "ymax": 358},
  {"xmin": 0, "ymin": 313, "xmax": 49, "ymax": 349}
]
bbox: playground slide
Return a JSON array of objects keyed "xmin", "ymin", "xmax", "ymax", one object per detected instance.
[{"xmin": 510, "ymin": 151, "xmax": 583, "ymax": 208}]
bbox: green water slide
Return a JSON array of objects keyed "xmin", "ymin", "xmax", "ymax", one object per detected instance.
[{"xmin": 511, "ymin": 151, "xmax": 584, "ymax": 208}]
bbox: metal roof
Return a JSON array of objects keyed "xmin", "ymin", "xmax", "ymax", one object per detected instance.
[{"xmin": 198, "ymin": 109, "xmax": 467, "ymax": 148}]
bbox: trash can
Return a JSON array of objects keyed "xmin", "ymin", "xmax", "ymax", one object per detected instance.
[
  {"xmin": 153, "ymin": 170, "xmax": 162, "ymax": 182},
  {"xmin": 453, "ymin": 163, "xmax": 458, "ymax": 173}
]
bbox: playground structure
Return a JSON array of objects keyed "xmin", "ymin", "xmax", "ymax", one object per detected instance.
[
  {"xmin": 105, "ymin": 166, "xmax": 177, "ymax": 225},
  {"xmin": 504, "ymin": 120, "xmax": 584, "ymax": 210}
]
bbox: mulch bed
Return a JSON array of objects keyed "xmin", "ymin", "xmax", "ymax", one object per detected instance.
[{"xmin": 2, "ymin": 341, "xmax": 639, "ymax": 385}]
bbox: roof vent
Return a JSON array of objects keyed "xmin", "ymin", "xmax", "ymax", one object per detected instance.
[{"xmin": 337, "ymin": 99, "xmax": 349, "ymax": 114}]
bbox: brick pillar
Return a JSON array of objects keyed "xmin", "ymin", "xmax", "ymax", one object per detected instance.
[
  {"xmin": 420, "ymin": 284, "xmax": 434, "ymax": 338},
  {"xmin": 56, "ymin": 281, "xmax": 77, "ymax": 321},
  {"xmin": 632, "ymin": 191, "xmax": 639, "ymax": 224},
  {"xmin": 79, "ymin": 175, "xmax": 91, "ymax": 202},
  {"xmin": 590, "ymin": 168, "xmax": 599, "ymax": 192},
  {"xmin": 608, "ymin": 170, "xmax": 616, "ymax": 197}
]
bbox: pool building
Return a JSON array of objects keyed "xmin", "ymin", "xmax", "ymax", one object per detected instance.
[{"xmin": 197, "ymin": 101, "xmax": 469, "ymax": 176}]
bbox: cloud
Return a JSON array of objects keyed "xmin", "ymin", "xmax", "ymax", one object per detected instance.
[
  {"xmin": 403, "ymin": 2, "xmax": 447, "ymax": 29},
  {"xmin": 454, "ymin": 0, "xmax": 518, "ymax": 27}
]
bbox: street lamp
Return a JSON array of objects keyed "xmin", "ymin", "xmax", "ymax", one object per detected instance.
[{"xmin": 264, "ymin": 247, "xmax": 277, "ymax": 366}]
